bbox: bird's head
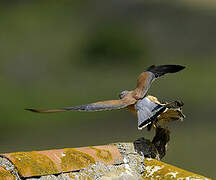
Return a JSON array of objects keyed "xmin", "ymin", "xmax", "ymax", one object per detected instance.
[{"xmin": 119, "ymin": 90, "xmax": 129, "ymax": 99}]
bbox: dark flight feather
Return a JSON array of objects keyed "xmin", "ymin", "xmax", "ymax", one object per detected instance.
[{"xmin": 146, "ymin": 65, "xmax": 185, "ymax": 78}]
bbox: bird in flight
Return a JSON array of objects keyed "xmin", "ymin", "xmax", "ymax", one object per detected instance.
[{"xmin": 26, "ymin": 65, "xmax": 185, "ymax": 130}]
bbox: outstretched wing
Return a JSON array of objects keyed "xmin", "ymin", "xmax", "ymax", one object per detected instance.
[
  {"xmin": 134, "ymin": 65, "xmax": 185, "ymax": 99},
  {"xmin": 136, "ymin": 97, "xmax": 166, "ymax": 130},
  {"xmin": 25, "ymin": 99, "xmax": 134, "ymax": 113}
]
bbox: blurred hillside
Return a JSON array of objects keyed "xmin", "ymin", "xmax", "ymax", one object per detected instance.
[{"xmin": 0, "ymin": 0, "xmax": 215, "ymax": 178}]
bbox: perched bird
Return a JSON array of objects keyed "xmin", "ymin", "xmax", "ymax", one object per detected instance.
[{"xmin": 26, "ymin": 65, "xmax": 185, "ymax": 130}]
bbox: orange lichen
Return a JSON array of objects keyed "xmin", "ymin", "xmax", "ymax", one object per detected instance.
[
  {"xmin": 89, "ymin": 147, "xmax": 112, "ymax": 162},
  {"xmin": 143, "ymin": 158, "xmax": 211, "ymax": 180},
  {"xmin": 61, "ymin": 149, "xmax": 96, "ymax": 172},
  {"xmin": 10, "ymin": 151, "xmax": 58, "ymax": 177},
  {"xmin": 0, "ymin": 167, "xmax": 16, "ymax": 180}
]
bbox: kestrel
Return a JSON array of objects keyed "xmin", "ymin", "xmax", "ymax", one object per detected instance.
[{"xmin": 26, "ymin": 65, "xmax": 185, "ymax": 130}]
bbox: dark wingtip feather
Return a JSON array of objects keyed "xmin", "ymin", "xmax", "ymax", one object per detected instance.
[
  {"xmin": 25, "ymin": 108, "xmax": 40, "ymax": 113},
  {"xmin": 170, "ymin": 65, "xmax": 185, "ymax": 72},
  {"xmin": 146, "ymin": 65, "xmax": 156, "ymax": 71},
  {"xmin": 146, "ymin": 64, "xmax": 185, "ymax": 77}
]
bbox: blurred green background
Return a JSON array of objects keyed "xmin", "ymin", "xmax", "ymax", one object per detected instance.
[{"xmin": 0, "ymin": 0, "xmax": 216, "ymax": 178}]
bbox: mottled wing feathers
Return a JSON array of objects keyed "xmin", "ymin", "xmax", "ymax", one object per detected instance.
[
  {"xmin": 25, "ymin": 99, "xmax": 134, "ymax": 113},
  {"xmin": 157, "ymin": 109, "xmax": 185, "ymax": 123}
]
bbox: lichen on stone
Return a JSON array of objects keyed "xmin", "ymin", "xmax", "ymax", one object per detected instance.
[
  {"xmin": 60, "ymin": 148, "xmax": 96, "ymax": 172},
  {"xmin": 143, "ymin": 158, "xmax": 210, "ymax": 180},
  {"xmin": 10, "ymin": 151, "xmax": 58, "ymax": 176},
  {"xmin": 0, "ymin": 168, "xmax": 16, "ymax": 180},
  {"xmin": 89, "ymin": 147, "xmax": 112, "ymax": 162}
]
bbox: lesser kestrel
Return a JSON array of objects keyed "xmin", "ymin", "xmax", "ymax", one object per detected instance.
[{"xmin": 26, "ymin": 65, "xmax": 185, "ymax": 129}]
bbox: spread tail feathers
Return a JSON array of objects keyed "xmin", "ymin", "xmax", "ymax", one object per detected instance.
[{"xmin": 147, "ymin": 65, "xmax": 185, "ymax": 78}]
